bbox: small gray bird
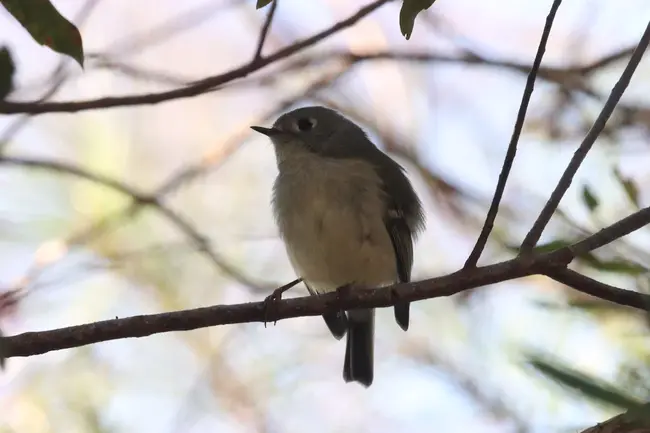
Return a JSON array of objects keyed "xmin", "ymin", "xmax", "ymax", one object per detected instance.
[{"xmin": 251, "ymin": 106, "xmax": 425, "ymax": 387}]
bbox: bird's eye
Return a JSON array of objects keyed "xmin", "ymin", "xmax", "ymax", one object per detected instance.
[{"xmin": 296, "ymin": 117, "xmax": 317, "ymax": 132}]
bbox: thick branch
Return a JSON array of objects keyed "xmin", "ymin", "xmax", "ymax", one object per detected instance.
[
  {"xmin": 4, "ymin": 204, "xmax": 650, "ymax": 360},
  {"xmin": 1, "ymin": 257, "xmax": 542, "ymax": 358}
]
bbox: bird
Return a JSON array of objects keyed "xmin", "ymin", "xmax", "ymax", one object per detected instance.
[{"xmin": 251, "ymin": 106, "xmax": 425, "ymax": 387}]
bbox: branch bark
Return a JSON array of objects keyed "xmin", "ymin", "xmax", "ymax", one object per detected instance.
[
  {"xmin": 3, "ymin": 205, "xmax": 650, "ymax": 360},
  {"xmin": 579, "ymin": 404, "xmax": 650, "ymax": 433}
]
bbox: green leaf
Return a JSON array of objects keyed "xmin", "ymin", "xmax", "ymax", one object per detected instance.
[
  {"xmin": 0, "ymin": 0, "xmax": 84, "ymax": 67},
  {"xmin": 506, "ymin": 239, "xmax": 645, "ymax": 275},
  {"xmin": 535, "ymin": 299, "xmax": 638, "ymax": 314},
  {"xmin": 567, "ymin": 299, "xmax": 636, "ymax": 313},
  {"xmin": 505, "ymin": 239, "xmax": 575, "ymax": 254},
  {"xmin": 527, "ymin": 354, "xmax": 645, "ymax": 411},
  {"xmin": 580, "ymin": 256, "xmax": 647, "ymax": 275},
  {"xmin": 0, "ymin": 47, "xmax": 15, "ymax": 100},
  {"xmin": 613, "ymin": 168, "xmax": 640, "ymax": 208},
  {"xmin": 505, "ymin": 239, "xmax": 573, "ymax": 255},
  {"xmin": 399, "ymin": 0, "xmax": 437, "ymax": 40},
  {"xmin": 256, "ymin": 0, "xmax": 273, "ymax": 9},
  {"xmin": 531, "ymin": 239, "xmax": 573, "ymax": 254},
  {"xmin": 622, "ymin": 180, "xmax": 640, "ymax": 207},
  {"xmin": 581, "ymin": 185, "xmax": 599, "ymax": 212}
]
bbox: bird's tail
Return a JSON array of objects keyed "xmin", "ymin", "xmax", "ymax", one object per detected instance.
[{"xmin": 342, "ymin": 308, "xmax": 374, "ymax": 387}]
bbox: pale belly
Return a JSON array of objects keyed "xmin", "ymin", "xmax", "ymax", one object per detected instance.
[{"xmin": 273, "ymin": 158, "xmax": 398, "ymax": 293}]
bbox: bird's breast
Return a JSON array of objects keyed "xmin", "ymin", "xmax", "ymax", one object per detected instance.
[{"xmin": 272, "ymin": 156, "xmax": 397, "ymax": 292}]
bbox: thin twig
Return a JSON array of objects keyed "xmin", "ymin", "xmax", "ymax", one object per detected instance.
[
  {"xmin": 115, "ymin": 44, "xmax": 631, "ymax": 101},
  {"xmin": 5, "ymin": 72, "xmax": 347, "ymax": 295},
  {"xmin": 44, "ymin": 69, "xmax": 349, "ymax": 278},
  {"xmin": 0, "ymin": 0, "xmax": 390, "ymax": 115},
  {"xmin": 0, "ymin": 156, "xmax": 268, "ymax": 290},
  {"xmin": 252, "ymin": 0, "xmax": 278, "ymax": 62},
  {"xmin": 100, "ymin": 0, "xmax": 244, "ymax": 56},
  {"xmin": 90, "ymin": 58, "xmax": 193, "ymax": 86},
  {"xmin": 0, "ymin": 156, "xmax": 154, "ymax": 202},
  {"xmin": 520, "ymin": 21, "xmax": 650, "ymax": 253},
  {"xmin": 575, "ymin": 46, "xmax": 637, "ymax": 74},
  {"xmin": 158, "ymin": 68, "xmax": 347, "ymax": 194},
  {"xmin": 46, "ymin": 42, "xmax": 640, "ymax": 275},
  {"xmin": 545, "ymin": 268, "xmax": 650, "ymax": 311},
  {"xmin": 4, "ymin": 64, "xmax": 350, "ymax": 297},
  {"xmin": 463, "ymin": 0, "xmax": 563, "ymax": 268},
  {"xmin": 569, "ymin": 206, "xmax": 650, "ymax": 256}
]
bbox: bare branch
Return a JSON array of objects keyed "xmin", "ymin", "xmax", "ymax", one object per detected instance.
[
  {"xmin": 569, "ymin": 206, "xmax": 650, "ymax": 256},
  {"xmin": 89, "ymin": 58, "xmax": 193, "ymax": 86},
  {"xmin": 579, "ymin": 403, "xmax": 650, "ymax": 432},
  {"xmin": 4, "ymin": 204, "xmax": 650, "ymax": 360},
  {"xmin": 1, "ymin": 258, "xmax": 543, "ymax": 359},
  {"xmin": 520, "ymin": 21, "xmax": 650, "ymax": 252},
  {"xmin": 22, "ymin": 69, "xmax": 349, "ymax": 295},
  {"xmin": 0, "ymin": 0, "xmax": 390, "ymax": 115},
  {"xmin": 0, "ymin": 156, "xmax": 268, "ymax": 290},
  {"xmin": 252, "ymin": 0, "xmax": 278, "ymax": 62},
  {"xmin": 574, "ymin": 45, "xmax": 637, "ymax": 74},
  {"xmin": 0, "ymin": 156, "xmax": 153, "ymax": 202},
  {"xmin": 545, "ymin": 268, "xmax": 650, "ymax": 311},
  {"xmin": 28, "ymin": 69, "xmax": 350, "ymax": 290},
  {"xmin": 464, "ymin": 0, "xmax": 563, "ymax": 269},
  {"xmin": 100, "ymin": 0, "xmax": 243, "ymax": 56}
]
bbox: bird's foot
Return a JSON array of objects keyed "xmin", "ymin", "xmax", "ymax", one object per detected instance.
[{"xmin": 263, "ymin": 278, "xmax": 302, "ymax": 327}]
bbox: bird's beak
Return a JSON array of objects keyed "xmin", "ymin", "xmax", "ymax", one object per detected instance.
[{"xmin": 250, "ymin": 126, "xmax": 282, "ymax": 137}]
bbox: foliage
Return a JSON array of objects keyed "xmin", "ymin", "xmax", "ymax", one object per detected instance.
[
  {"xmin": 255, "ymin": 0, "xmax": 438, "ymax": 40},
  {"xmin": 528, "ymin": 354, "xmax": 645, "ymax": 411},
  {"xmin": 0, "ymin": 0, "xmax": 84, "ymax": 67},
  {"xmin": 399, "ymin": 0, "xmax": 437, "ymax": 39}
]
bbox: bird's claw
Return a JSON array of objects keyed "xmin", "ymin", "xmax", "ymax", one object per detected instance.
[
  {"xmin": 262, "ymin": 278, "xmax": 302, "ymax": 327},
  {"xmin": 263, "ymin": 290, "xmax": 283, "ymax": 327}
]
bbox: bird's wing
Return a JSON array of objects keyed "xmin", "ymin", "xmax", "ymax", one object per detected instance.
[
  {"xmin": 384, "ymin": 207, "xmax": 413, "ymax": 283},
  {"xmin": 373, "ymin": 151, "xmax": 422, "ymax": 331}
]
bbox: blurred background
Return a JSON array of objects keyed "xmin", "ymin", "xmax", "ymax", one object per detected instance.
[{"xmin": 1, "ymin": 0, "xmax": 650, "ymax": 432}]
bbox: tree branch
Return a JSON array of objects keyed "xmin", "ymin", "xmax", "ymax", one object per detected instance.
[
  {"xmin": 546, "ymin": 268, "xmax": 650, "ymax": 311},
  {"xmin": 520, "ymin": 21, "xmax": 650, "ymax": 252},
  {"xmin": 0, "ymin": 257, "xmax": 540, "ymax": 359},
  {"xmin": 464, "ymin": 0, "xmax": 563, "ymax": 268},
  {"xmin": 252, "ymin": 0, "xmax": 278, "ymax": 62},
  {"xmin": 579, "ymin": 403, "xmax": 650, "ymax": 433},
  {"xmin": 0, "ymin": 0, "xmax": 390, "ymax": 115},
  {"xmin": 0, "ymin": 156, "xmax": 268, "ymax": 290},
  {"xmin": 4, "ymin": 204, "xmax": 650, "ymax": 360},
  {"xmin": 569, "ymin": 206, "xmax": 650, "ymax": 255}
]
